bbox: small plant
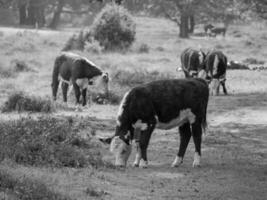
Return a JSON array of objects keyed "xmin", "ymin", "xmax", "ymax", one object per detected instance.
[
  {"xmin": 91, "ymin": 3, "xmax": 136, "ymax": 51},
  {"xmin": 1, "ymin": 91, "xmax": 54, "ymax": 113}
]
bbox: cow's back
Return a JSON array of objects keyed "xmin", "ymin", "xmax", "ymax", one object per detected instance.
[{"xmin": 127, "ymin": 79, "xmax": 208, "ymax": 123}]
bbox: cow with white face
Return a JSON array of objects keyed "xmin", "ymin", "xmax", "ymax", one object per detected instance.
[
  {"xmin": 201, "ymin": 50, "xmax": 228, "ymax": 96},
  {"xmin": 51, "ymin": 52, "xmax": 109, "ymax": 106},
  {"xmin": 102, "ymin": 78, "xmax": 209, "ymax": 168},
  {"xmin": 180, "ymin": 48, "xmax": 206, "ymax": 78}
]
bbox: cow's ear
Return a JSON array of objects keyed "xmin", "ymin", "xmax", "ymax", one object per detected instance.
[{"xmin": 99, "ymin": 137, "xmax": 113, "ymax": 144}]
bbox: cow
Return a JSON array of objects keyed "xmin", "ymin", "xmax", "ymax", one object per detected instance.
[
  {"xmin": 101, "ymin": 78, "xmax": 209, "ymax": 168},
  {"xmin": 204, "ymin": 24, "xmax": 214, "ymax": 34},
  {"xmin": 180, "ymin": 48, "xmax": 206, "ymax": 78},
  {"xmin": 201, "ymin": 50, "xmax": 228, "ymax": 95},
  {"xmin": 51, "ymin": 52, "xmax": 109, "ymax": 106}
]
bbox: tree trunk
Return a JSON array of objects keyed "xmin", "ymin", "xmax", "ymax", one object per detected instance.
[
  {"xmin": 49, "ymin": 0, "xmax": 65, "ymax": 29},
  {"xmin": 19, "ymin": 3, "xmax": 27, "ymax": 25},
  {"xmin": 188, "ymin": 15, "xmax": 195, "ymax": 34},
  {"xmin": 179, "ymin": 12, "xmax": 189, "ymax": 38}
]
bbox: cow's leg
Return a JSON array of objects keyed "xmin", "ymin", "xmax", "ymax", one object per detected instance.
[
  {"xmin": 172, "ymin": 123, "xmax": 191, "ymax": 167},
  {"xmin": 81, "ymin": 89, "xmax": 87, "ymax": 106},
  {"xmin": 221, "ymin": 81, "xmax": 228, "ymax": 95},
  {"xmin": 73, "ymin": 83, "xmax": 81, "ymax": 105},
  {"xmin": 51, "ymin": 80, "xmax": 59, "ymax": 101},
  {"xmin": 61, "ymin": 82, "xmax": 69, "ymax": 103},
  {"xmin": 191, "ymin": 121, "xmax": 202, "ymax": 167},
  {"xmin": 134, "ymin": 124, "xmax": 154, "ymax": 168}
]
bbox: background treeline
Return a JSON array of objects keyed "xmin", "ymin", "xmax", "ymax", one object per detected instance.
[{"xmin": 0, "ymin": 0, "xmax": 266, "ymax": 38}]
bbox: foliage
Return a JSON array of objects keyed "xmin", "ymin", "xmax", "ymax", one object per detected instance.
[
  {"xmin": 0, "ymin": 170, "xmax": 71, "ymax": 200},
  {"xmin": 0, "ymin": 116, "xmax": 110, "ymax": 168},
  {"xmin": 91, "ymin": 3, "xmax": 136, "ymax": 51},
  {"xmin": 1, "ymin": 91, "xmax": 54, "ymax": 113}
]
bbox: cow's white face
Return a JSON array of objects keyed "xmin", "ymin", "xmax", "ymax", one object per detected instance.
[
  {"xmin": 91, "ymin": 72, "xmax": 109, "ymax": 95},
  {"xmin": 197, "ymin": 69, "xmax": 207, "ymax": 79},
  {"xmin": 110, "ymin": 136, "xmax": 132, "ymax": 167}
]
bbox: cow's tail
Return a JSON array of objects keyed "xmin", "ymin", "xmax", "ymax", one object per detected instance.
[
  {"xmin": 213, "ymin": 54, "xmax": 219, "ymax": 76},
  {"xmin": 51, "ymin": 55, "xmax": 64, "ymax": 100}
]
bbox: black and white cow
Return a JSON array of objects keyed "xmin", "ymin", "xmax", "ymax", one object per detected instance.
[
  {"xmin": 51, "ymin": 52, "xmax": 109, "ymax": 106},
  {"xmin": 204, "ymin": 24, "xmax": 214, "ymax": 34},
  {"xmin": 102, "ymin": 78, "xmax": 209, "ymax": 168},
  {"xmin": 202, "ymin": 50, "xmax": 228, "ymax": 95},
  {"xmin": 180, "ymin": 48, "xmax": 206, "ymax": 78}
]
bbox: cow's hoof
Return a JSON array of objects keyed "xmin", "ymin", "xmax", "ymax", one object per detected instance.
[
  {"xmin": 133, "ymin": 163, "xmax": 139, "ymax": 167},
  {"xmin": 171, "ymin": 156, "xmax": 183, "ymax": 167},
  {"xmin": 192, "ymin": 162, "xmax": 201, "ymax": 168},
  {"xmin": 192, "ymin": 153, "xmax": 201, "ymax": 168},
  {"xmin": 139, "ymin": 160, "xmax": 148, "ymax": 168}
]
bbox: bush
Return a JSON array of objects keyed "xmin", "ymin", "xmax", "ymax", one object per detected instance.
[
  {"xmin": 136, "ymin": 43, "xmax": 150, "ymax": 53},
  {"xmin": 91, "ymin": 3, "xmax": 136, "ymax": 51},
  {"xmin": 84, "ymin": 39, "xmax": 104, "ymax": 54},
  {"xmin": 2, "ymin": 91, "xmax": 54, "ymax": 113},
  {"xmin": 0, "ymin": 116, "xmax": 109, "ymax": 168}
]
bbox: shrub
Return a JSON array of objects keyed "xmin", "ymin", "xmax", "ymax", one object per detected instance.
[
  {"xmin": 137, "ymin": 43, "xmax": 150, "ymax": 53},
  {"xmin": 0, "ymin": 116, "xmax": 109, "ymax": 168},
  {"xmin": 1, "ymin": 91, "xmax": 54, "ymax": 113},
  {"xmin": 62, "ymin": 31, "xmax": 84, "ymax": 51},
  {"xmin": 91, "ymin": 3, "xmax": 136, "ymax": 51},
  {"xmin": 0, "ymin": 170, "xmax": 71, "ymax": 200},
  {"xmin": 84, "ymin": 39, "xmax": 104, "ymax": 54}
]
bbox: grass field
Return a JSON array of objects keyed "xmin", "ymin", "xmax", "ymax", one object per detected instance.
[{"xmin": 0, "ymin": 16, "xmax": 267, "ymax": 200}]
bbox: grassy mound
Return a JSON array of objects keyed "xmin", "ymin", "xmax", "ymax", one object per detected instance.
[{"xmin": 0, "ymin": 116, "xmax": 110, "ymax": 168}]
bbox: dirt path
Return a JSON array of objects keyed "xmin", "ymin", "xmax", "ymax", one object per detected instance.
[{"xmin": 1, "ymin": 93, "xmax": 267, "ymax": 200}]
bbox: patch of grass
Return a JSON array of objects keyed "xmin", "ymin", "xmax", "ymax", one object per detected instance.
[
  {"xmin": 10, "ymin": 59, "xmax": 33, "ymax": 72},
  {"xmin": 112, "ymin": 68, "xmax": 174, "ymax": 87},
  {"xmin": 0, "ymin": 116, "xmax": 110, "ymax": 168},
  {"xmin": 243, "ymin": 57, "xmax": 265, "ymax": 65},
  {"xmin": 0, "ymin": 170, "xmax": 71, "ymax": 200},
  {"xmin": 1, "ymin": 91, "xmax": 54, "ymax": 113}
]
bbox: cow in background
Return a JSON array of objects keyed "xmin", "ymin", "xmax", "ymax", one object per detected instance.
[
  {"xmin": 51, "ymin": 52, "xmax": 109, "ymax": 106},
  {"xmin": 101, "ymin": 79, "xmax": 209, "ymax": 168},
  {"xmin": 180, "ymin": 48, "xmax": 206, "ymax": 78},
  {"xmin": 202, "ymin": 50, "xmax": 228, "ymax": 95}
]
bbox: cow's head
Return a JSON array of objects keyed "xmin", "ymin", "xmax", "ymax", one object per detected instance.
[
  {"xmin": 109, "ymin": 126, "xmax": 132, "ymax": 167},
  {"xmin": 91, "ymin": 72, "xmax": 109, "ymax": 95}
]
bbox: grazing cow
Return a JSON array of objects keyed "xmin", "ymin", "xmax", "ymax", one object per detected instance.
[
  {"xmin": 101, "ymin": 78, "xmax": 209, "ymax": 168},
  {"xmin": 204, "ymin": 24, "xmax": 214, "ymax": 34},
  {"xmin": 51, "ymin": 52, "xmax": 109, "ymax": 106},
  {"xmin": 202, "ymin": 50, "xmax": 228, "ymax": 95},
  {"xmin": 180, "ymin": 48, "xmax": 206, "ymax": 78}
]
